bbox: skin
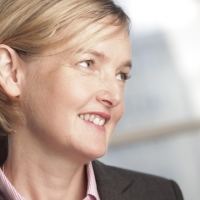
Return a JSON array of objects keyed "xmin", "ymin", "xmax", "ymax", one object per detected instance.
[{"xmin": 0, "ymin": 26, "xmax": 131, "ymax": 200}]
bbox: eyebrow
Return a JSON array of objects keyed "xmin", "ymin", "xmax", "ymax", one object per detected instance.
[
  {"xmin": 85, "ymin": 49, "xmax": 132, "ymax": 69},
  {"xmin": 85, "ymin": 49, "xmax": 108, "ymax": 60},
  {"xmin": 122, "ymin": 60, "xmax": 132, "ymax": 69}
]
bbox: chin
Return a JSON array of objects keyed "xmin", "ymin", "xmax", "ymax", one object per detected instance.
[{"xmin": 83, "ymin": 143, "xmax": 108, "ymax": 161}]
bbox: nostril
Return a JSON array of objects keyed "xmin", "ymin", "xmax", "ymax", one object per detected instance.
[
  {"xmin": 102, "ymin": 100, "xmax": 112, "ymax": 106},
  {"xmin": 96, "ymin": 90, "xmax": 121, "ymax": 107}
]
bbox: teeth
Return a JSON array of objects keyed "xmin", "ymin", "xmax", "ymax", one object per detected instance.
[
  {"xmin": 99, "ymin": 119, "xmax": 105, "ymax": 126},
  {"xmin": 84, "ymin": 114, "xmax": 90, "ymax": 120},
  {"xmin": 89, "ymin": 115, "xmax": 95, "ymax": 122},
  {"xmin": 79, "ymin": 114, "xmax": 106, "ymax": 126},
  {"xmin": 93, "ymin": 117, "xmax": 100, "ymax": 125}
]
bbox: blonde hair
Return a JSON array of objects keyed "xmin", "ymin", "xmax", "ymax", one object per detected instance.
[{"xmin": 0, "ymin": 0, "xmax": 130, "ymax": 137}]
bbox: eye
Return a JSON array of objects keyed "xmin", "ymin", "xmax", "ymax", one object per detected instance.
[
  {"xmin": 78, "ymin": 60, "xmax": 93, "ymax": 68},
  {"xmin": 116, "ymin": 72, "xmax": 131, "ymax": 81}
]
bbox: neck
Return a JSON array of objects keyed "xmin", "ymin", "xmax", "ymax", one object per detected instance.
[{"xmin": 5, "ymin": 137, "xmax": 88, "ymax": 200}]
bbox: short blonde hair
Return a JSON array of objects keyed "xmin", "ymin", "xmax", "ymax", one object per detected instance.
[{"xmin": 0, "ymin": 0, "xmax": 130, "ymax": 137}]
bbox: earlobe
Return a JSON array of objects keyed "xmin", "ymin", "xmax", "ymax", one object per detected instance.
[{"xmin": 0, "ymin": 44, "xmax": 22, "ymax": 97}]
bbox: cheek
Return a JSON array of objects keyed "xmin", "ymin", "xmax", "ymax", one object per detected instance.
[
  {"xmin": 49, "ymin": 77, "xmax": 89, "ymax": 109},
  {"xmin": 115, "ymin": 102, "xmax": 124, "ymax": 123},
  {"xmin": 108, "ymin": 102, "xmax": 124, "ymax": 134}
]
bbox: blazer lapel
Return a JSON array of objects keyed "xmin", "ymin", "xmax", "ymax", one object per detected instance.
[{"xmin": 92, "ymin": 160, "xmax": 137, "ymax": 200}]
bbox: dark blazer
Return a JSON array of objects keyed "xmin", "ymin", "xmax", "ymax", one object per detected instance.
[{"xmin": 93, "ymin": 160, "xmax": 184, "ymax": 200}]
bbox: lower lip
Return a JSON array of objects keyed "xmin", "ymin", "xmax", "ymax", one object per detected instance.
[{"xmin": 82, "ymin": 119, "xmax": 106, "ymax": 132}]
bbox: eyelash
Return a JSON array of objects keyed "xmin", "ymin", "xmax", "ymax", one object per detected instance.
[
  {"xmin": 118, "ymin": 72, "xmax": 131, "ymax": 82},
  {"xmin": 78, "ymin": 59, "xmax": 94, "ymax": 68}
]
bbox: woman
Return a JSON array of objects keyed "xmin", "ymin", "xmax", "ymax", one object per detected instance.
[{"xmin": 0, "ymin": 0, "xmax": 183, "ymax": 200}]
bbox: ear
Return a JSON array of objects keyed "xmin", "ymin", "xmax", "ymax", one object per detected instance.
[{"xmin": 0, "ymin": 44, "xmax": 23, "ymax": 97}]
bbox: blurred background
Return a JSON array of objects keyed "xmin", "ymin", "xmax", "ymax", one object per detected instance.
[{"xmin": 99, "ymin": 0, "xmax": 200, "ymax": 199}]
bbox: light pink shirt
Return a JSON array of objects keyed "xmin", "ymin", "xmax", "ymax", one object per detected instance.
[{"xmin": 0, "ymin": 162, "xmax": 100, "ymax": 200}]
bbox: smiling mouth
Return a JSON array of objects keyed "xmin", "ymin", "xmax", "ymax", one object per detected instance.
[{"xmin": 79, "ymin": 114, "xmax": 106, "ymax": 126}]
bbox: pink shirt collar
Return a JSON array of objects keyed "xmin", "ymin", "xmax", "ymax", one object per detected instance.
[
  {"xmin": 84, "ymin": 162, "xmax": 100, "ymax": 200},
  {"xmin": 0, "ymin": 162, "xmax": 100, "ymax": 200}
]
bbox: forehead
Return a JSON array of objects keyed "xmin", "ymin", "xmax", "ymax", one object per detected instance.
[
  {"xmin": 75, "ymin": 19, "xmax": 129, "ymax": 53},
  {"xmin": 88, "ymin": 30, "xmax": 131, "ymax": 57}
]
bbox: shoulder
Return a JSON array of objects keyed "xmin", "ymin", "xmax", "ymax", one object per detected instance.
[
  {"xmin": 93, "ymin": 159, "xmax": 176, "ymax": 184},
  {"xmin": 92, "ymin": 160, "xmax": 184, "ymax": 200}
]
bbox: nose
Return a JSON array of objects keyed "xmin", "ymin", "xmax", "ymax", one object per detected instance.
[{"xmin": 96, "ymin": 80, "xmax": 123, "ymax": 108}]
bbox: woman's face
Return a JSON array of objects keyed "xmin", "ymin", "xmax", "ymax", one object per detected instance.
[{"xmin": 20, "ymin": 28, "xmax": 131, "ymax": 163}]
